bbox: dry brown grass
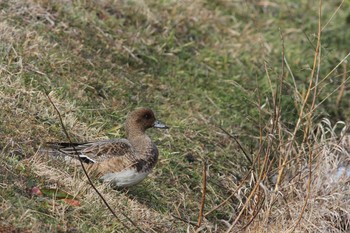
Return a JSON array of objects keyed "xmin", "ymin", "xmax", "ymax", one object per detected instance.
[{"xmin": 241, "ymin": 121, "xmax": 350, "ymax": 233}]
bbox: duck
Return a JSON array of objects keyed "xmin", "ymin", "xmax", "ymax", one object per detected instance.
[{"xmin": 45, "ymin": 107, "xmax": 168, "ymax": 187}]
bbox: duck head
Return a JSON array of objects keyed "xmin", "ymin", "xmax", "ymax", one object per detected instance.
[{"xmin": 125, "ymin": 108, "xmax": 168, "ymax": 136}]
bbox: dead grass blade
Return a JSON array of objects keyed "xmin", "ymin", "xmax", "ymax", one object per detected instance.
[{"xmin": 170, "ymin": 214, "xmax": 199, "ymax": 228}]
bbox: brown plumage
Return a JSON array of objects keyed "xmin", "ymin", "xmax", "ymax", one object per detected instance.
[{"xmin": 45, "ymin": 107, "xmax": 168, "ymax": 187}]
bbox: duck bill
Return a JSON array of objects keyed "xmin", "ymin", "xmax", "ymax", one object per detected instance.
[{"xmin": 153, "ymin": 120, "xmax": 169, "ymax": 129}]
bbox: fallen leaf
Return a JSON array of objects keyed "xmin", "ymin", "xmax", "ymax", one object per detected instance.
[
  {"xmin": 31, "ymin": 187, "xmax": 42, "ymax": 196},
  {"xmin": 63, "ymin": 199, "xmax": 80, "ymax": 207}
]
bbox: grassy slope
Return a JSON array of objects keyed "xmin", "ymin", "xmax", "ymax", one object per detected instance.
[{"xmin": 1, "ymin": 0, "xmax": 350, "ymax": 232}]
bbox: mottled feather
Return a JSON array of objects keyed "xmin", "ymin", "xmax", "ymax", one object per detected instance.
[{"xmin": 46, "ymin": 139, "xmax": 134, "ymax": 161}]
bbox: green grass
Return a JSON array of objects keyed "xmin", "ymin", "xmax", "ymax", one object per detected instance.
[{"xmin": 1, "ymin": 0, "xmax": 350, "ymax": 232}]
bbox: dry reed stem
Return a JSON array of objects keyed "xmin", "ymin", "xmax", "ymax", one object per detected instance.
[
  {"xmin": 336, "ymin": 62, "xmax": 347, "ymax": 107},
  {"xmin": 196, "ymin": 161, "xmax": 207, "ymax": 231},
  {"xmin": 289, "ymin": 1, "xmax": 322, "ymax": 230},
  {"xmin": 275, "ymin": 0, "xmax": 321, "ymax": 191}
]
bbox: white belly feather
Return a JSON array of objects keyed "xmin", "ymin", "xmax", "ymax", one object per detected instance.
[{"xmin": 100, "ymin": 169, "xmax": 150, "ymax": 187}]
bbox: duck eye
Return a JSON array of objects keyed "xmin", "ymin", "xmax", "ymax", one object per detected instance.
[{"xmin": 144, "ymin": 114, "xmax": 151, "ymax": 119}]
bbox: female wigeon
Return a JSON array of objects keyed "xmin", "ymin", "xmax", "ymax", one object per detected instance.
[{"xmin": 46, "ymin": 107, "xmax": 168, "ymax": 187}]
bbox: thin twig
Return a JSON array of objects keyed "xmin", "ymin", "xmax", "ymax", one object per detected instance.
[
  {"xmin": 219, "ymin": 126, "xmax": 252, "ymax": 165},
  {"xmin": 45, "ymin": 91, "xmax": 146, "ymax": 233},
  {"xmin": 197, "ymin": 161, "xmax": 207, "ymax": 229}
]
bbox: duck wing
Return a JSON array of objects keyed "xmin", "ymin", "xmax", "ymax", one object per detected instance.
[{"xmin": 46, "ymin": 139, "xmax": 134, "ymax": 163}]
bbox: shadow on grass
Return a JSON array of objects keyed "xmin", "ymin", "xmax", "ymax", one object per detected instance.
[{"xmin": 116, "ymin": 184, "xmax": 169, "ymax": 213}]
